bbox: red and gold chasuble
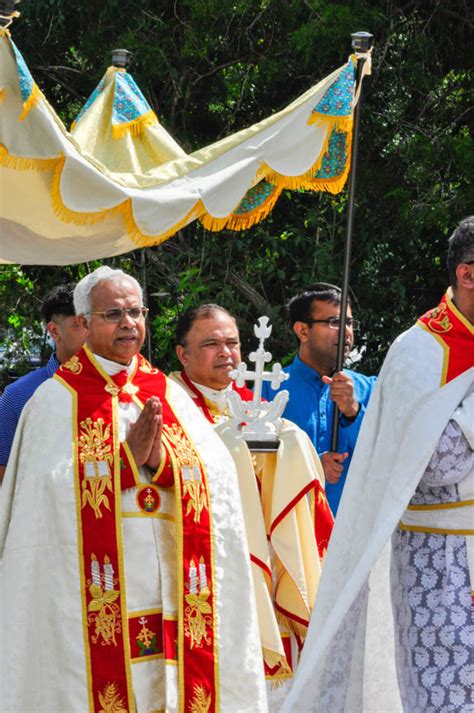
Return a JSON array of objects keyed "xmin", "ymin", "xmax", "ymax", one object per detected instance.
[
  {"xmin": 418, "ymin": 289, "xmax": 474, "ymax": 385},
  {"xmin": 55, "ymin": 348, "xmax": 218, "ymax": 713}
]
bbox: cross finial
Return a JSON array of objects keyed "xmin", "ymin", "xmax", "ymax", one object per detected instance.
[
  {"xmin": 231, "ymin": 316, "xmax": 288, "ymax": 407},
  {"xmin": 228, "ymin": 315, "xmax": 289, "ymax": 448}
]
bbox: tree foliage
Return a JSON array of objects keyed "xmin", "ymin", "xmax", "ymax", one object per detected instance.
[{"xmin": 1, "ymin": 0, "xmax": 473, "ymax": 386}]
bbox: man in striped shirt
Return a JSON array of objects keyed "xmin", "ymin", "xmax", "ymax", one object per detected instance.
[{"xmin": 0, "ymin": 283, "xmax": 86, "ymax": 483}]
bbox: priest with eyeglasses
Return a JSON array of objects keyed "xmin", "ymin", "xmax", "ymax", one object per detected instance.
[
  {"xmin": 0, "ymin": 266, "xmax": 267, "ymax": 713},
  {"xmin": 262, "ymin": 283, "xmax": 376, "ymax": 516}
]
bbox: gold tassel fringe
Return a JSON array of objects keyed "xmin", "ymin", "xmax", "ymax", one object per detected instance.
[
  {"xmin": 18, "ymin": 83, "xmax": 41, "ymax": 122},
  {"xmin": 276, "ymin": 608, "xmax": 309, "ymax": 640},
  {"xmin": 111, "ymin": 110, "xmax": 158, "ymax": 140},
  {"xmin": 0, "ymin": 143, "xmax": 58, "ymax": 171},
  {"xmin": 0, "ymin": 106, "xmax": 352, "ymax": 247},
  {"xmin": 307, "ymin": 112, "xmax": 353, "ymax": 133},
  {"xmin": 199, "ymin": 184, "xmax": 283, "ymax": 233}
]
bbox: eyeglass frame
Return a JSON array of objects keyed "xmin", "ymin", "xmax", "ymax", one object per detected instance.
[
  {"xmin": 305, "ymin": 317, "xmax": 360, "ymax": 330},
  {"xmin": 88, "ymin": 306, "xmax": 149, "ymax": 323}
]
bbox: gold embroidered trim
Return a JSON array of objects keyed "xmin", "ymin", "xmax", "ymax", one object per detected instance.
[
  {"xmin": 163, "ymin": 423, "xmax": 208, "ymax": 523},
  {"xmin": 79, "ymin": 417, "xmax": 113, "ymax": 518},
  {"xmin": 98, "ymin": 682, "xmax": 128, "ymax": 713},
  {"xmin": 189, "ymin": 683, "xmax": 212, "ymax": 713},
  {"xmin": 60, "ymin": 354, "xmax": 83, "ymax": 374}
]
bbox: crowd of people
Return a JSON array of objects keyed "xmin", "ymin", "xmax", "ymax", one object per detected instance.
[{"xmin": 0, "ymin": 216, "xmax": 472, "ymax": 712}]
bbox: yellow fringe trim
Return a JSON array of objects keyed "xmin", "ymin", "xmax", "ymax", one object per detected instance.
[
  {"xmin": 0, "ymin": 143, "xmax": 58, "ymax": 171},
  {"xmin": 0, "ymin": 118, "xmax": 350, "ymax": 250},
  {"xmin": 121, "ymin": 197, "xmax": 200, "ymax": 247},
  {"xmin": 18, "ymin": 83, "xmax": 41, "ymax": 122},
  {"xmin": 307, "ymin": 112, "xmax": 353, "ymax": 133},
  {"xmin": 112, "ymin": 110, "xmax": 158, "ymax": 140},
  {"xmin": 201, "ymin": 115, "xmax": 353, "ymax": 232},
  {"xmin": 0, "ymin": 143, "xmax": 201, "ymax": 248},
  {"xmin": 262, "ymin": 646, "xmax": 292, "ymax": 677},
  {"xmin": 261, "ymin": 114, "xmax": 353, "ymax": 192},
  {"xmin": 0, "ymin": 88, "xmax": 5, "ymax": 103},
  {"xmin": 50, "ymin": 156, "xmax": 200, "ymax": 246},
  {"xmin": 199, "ymin": 183, "xmax": 283, "ymax": 233},
  {"xmin": 276, "ymin": 609, "xmax": 308, "ymax": 640}
]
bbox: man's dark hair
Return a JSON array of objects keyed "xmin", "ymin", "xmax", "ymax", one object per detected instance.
[
  {"xmin": 176, "ymin": 304, "xmax": 235, "ymax": 346},
  {"xmin": 288, "ymin": 283, "xmax": 348, "ymax": 326},
  {"xmin": 41, "ymin": 283, "xmax": 76, "ymax": 322},
  {"xmin": 447, "ymin": 216, "xmax": 474, "ymax": 288}
]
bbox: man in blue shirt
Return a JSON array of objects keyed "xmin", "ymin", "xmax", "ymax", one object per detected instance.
[
  {"xmin": 0, "ymin": 283, "xmax": 86, "ymax": 483},
  {"xmin": 262, "ymin": 283, "xmax": 376, "ymax": 515}
]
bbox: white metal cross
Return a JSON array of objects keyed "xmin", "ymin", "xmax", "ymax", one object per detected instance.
[{"xmin": 231, "ymin": 316, "xmax": 289, "ymax": 406}]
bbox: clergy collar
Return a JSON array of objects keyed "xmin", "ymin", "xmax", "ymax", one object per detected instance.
[
  {"xmin": 92, "ymin": 353, "xmax": 137, "ymax": 378},
  {"xmin": 190, "ymin": 379, "xmax": 232, "ymax": 406}
]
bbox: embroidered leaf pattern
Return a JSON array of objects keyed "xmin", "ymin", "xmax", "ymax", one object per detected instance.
[
  {"xmin": 190, "ymin": 684, "xmax": 212, "ymax": 713},
  {"xmin": 98, "ymin": 682, "xmax": 127, "ymax": 713},
  {"xmin": 88, "ymin": 584, "xmax": 120, "ymax": 612}
]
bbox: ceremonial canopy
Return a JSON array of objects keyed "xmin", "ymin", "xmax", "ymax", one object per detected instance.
[{"xmin": 0, "ymin": 28, "xmax": 356, "ymax": 265}]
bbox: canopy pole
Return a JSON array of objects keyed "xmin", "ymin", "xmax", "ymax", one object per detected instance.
[{"xmin": 330, "ymin": 31, "xmax": 373, "ymax": 452}]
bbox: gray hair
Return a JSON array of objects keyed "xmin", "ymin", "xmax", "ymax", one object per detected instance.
[{"xmin": 73, "ymin": 266, "xmax": 143, "ymax": 316}]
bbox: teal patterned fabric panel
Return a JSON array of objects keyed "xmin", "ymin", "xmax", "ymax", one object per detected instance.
[
  {"xmin": 11, "ymin": 41, "xmax": 35, "ymax": 104},
  {"xmin": 234, "ymin": 180, "xmax": 276, "ymax": 215},
  {"xmin": 73, "ymin": 76, "xmax": 105, "ymax": 126},
  {"xmin": 315, "ymin": 130, "xmax": 348, "ymax": 179},
  {"xmin": 312, "ymin": 60, "xmax": 354, "ymax": 117},
  {"xmin": 112, "ymin": 71, "xmax": 153, "ymax": 126}
]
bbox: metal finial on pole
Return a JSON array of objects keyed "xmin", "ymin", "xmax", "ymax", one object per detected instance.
[
  {"xmin": 330, "ymin": 31, "xmax": 374, "ymax": 452},
  {"xmin": 111, "ymin": 49, "xmax": 132, "ymax": 69},
  {"xmin": 0, "ymin": 0, "xmax": 20, "ymax": 28}
]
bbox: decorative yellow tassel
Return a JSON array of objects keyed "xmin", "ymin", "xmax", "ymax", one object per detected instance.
[
  {"xmin": 18, "ymin": 83, "xmax": 41, "ymax": 122},
  {"xmin": 275, "ymin": 609, "xmax": 309, "ymax": 639},
  {"xmin": 111, "ymin": 110, "xmax": 158, "ymax": 140},
  {"xmin": 50, "ymin": 157, "xmax": 117, "ymax": 226},
  {"xmin": 262, "ymin": 646, "xmax": 292, "ymax": 687},
  {"xmin": 263, "ymin": 647, "xmax": 292, "ymax": 674},
  {"xmin": 0, "ymin": 88, "xmax": 5, "ymax": 102},
  {"xmin": 0, "ymin": 143, "xmax": 58, "ymax": 171},
  {"xmin": 122, "ymin": 197, "xmax": 201, "ymax": 247},
  {"xmin": 200, "ymin": 183, "xmax": 283, "ymax": 233},
  {"xmin": 307, "ymin": 112, "xmax": 353, "ymax": 134}
]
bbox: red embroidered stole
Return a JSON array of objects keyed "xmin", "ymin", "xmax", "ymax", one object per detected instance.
[
  {"xmin": 179, "ymin": 370, "xmax": 254, "ymax": 424},
  {"xmin": 418, "ymin": 290, "xmax": 474, "ymax": 385},
  {"xmin": 56, "ymin": 348, "xmax": 218, "ymax": 713}
]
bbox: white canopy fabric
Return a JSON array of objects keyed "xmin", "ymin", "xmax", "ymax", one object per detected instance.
[{"xmin": 0, "ymin": 29, "xmax": 356, "ymax": 265}]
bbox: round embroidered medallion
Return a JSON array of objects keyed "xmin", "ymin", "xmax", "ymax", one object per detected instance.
[{"xmin": 136, "ymin": 485, "xmax": 161, "ymax": 514}]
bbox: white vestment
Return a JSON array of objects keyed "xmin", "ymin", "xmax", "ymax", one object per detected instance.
[
  {"xmin": 0, "ymin": 353, "xmax": 267, "ymax": 713},
  {"xmin": 281, "ymin": 321, "xmax": 473, "ymax": 713}
]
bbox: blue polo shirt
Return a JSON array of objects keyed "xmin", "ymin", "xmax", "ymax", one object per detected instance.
[
  {"xmin": 0, "ymin": 352, "xmax": 59, "ymax": 466},
  {"xmin": 261, "ymin": 355, "xmax": 376, "ymax": 515}
]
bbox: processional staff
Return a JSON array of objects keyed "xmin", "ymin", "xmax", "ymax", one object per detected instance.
[{"xmin": 330, "ymin": 30, "xmax": 374, "ymax": 451}]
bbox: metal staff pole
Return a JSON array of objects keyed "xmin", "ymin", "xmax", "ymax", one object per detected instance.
[{"xmin": 330, "ymin": 31, "xmax": 373, "ymax": 452}]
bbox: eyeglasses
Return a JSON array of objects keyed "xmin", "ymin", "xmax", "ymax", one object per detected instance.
[
  {"xmin": 90, "ymin": 307, "xmax": 149, "ymax": 323},
  {"xmin": 306, "ymin": 317, "xmax": 359, "ymax": 330}
]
